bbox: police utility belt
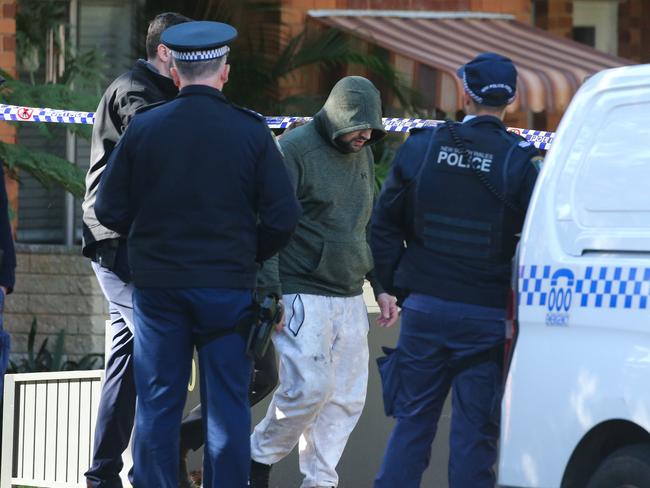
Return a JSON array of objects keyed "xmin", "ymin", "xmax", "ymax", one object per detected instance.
[{"xmin": 195, "ymin": 293, "xmax": 283, "ymax": 361}]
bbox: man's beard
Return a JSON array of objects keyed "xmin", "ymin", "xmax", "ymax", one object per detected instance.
[{"xmin": 335, "ymin": 138, "xmax": 368, "ymax": 154}]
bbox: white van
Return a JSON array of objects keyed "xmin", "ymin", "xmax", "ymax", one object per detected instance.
[{"xmin": 497, "ymin": 63, "xmax": 650, "ymax": 488}]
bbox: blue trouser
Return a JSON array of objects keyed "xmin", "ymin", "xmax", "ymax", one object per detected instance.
[
  {"xmin": 132, "ymin": 287, "xmax": 253, "ymax": 488},
  {"xmin": 86, "ymin": 263, "xmax": 136, "ymax": 488},
  {"xmin": 374, "ymin": 294, "xmax": 505, "ymax": 488}
]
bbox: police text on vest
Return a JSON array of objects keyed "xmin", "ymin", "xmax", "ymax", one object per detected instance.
[{"xmin": 437, "ymin": 146, "xmax": 493, "ymax": 173}]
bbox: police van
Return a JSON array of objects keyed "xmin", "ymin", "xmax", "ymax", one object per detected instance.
[{"xmin": 497, "ymin": 63, "xmax": 650, "ymax": 488}]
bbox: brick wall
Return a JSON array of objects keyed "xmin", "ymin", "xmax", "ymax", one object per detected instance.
[
  {"xmin": 344, "ymin": 0, "xmax": 532, "ymax": 22},
  {"xmin": 534, "ymin": 0, "xmax": 573, "ymax": 39},
  {"xmin": 4, "ymin": 245, "xmax": 108, "ymax": 365},
  {"xmin": 343, "ymin": 0, "xmax": 470, "ymax": 9},
  {"xmin": 0, "ymin": 0, "xmax": 17, "ymax": 232},
  {"xmin": 283, "ymin": 0, "xmax": 534, "ymax": 38},
  {"xmin": 618, "ymin": 0, "xmax": 650, "ymax": 63}
]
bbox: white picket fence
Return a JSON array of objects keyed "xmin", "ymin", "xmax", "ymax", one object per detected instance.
[{"xmin": 1, "ymin": 370, "xmax": 104, "ymax": 488}]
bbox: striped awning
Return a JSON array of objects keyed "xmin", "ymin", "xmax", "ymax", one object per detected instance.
[{"xmin": 309, "ymin": 10, "xmax": 630, "ymax": 113}]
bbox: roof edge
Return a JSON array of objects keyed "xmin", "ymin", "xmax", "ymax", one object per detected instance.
[{"xmin": 308, "ymin": 10, "xmax": 515, "ymax": 20}]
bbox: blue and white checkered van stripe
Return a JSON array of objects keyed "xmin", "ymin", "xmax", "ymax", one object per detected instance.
[{"xmin": 520, "ymin": 265, "xmax": 650, "ymax": 310}]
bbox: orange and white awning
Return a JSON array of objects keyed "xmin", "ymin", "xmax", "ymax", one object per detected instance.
[{"xmin": 309, "ymin": 10, "xmax": 630, "ymax": 113}]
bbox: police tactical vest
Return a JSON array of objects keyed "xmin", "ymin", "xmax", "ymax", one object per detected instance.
[{"xmin": 413, "ymin": 120, "xmax": 523, "ymax": 264}]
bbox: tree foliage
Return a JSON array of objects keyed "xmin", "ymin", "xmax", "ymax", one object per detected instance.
[
  {"xmin": 1, "ymin": 0, "xmax": 106, "ymax": 198},
  {"xmin": 145, "ymin": 0, "xmax": 419, "ymax": 114}
]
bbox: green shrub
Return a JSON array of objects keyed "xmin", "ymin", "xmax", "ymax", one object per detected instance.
[{"xmin": 8, "ymin": 318, "xmax": 104, "ymax": 373}]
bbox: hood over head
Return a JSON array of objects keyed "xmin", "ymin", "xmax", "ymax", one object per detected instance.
[{"xmin": 314, "ymin": 76, "xmax": 386, "ymax": 151}]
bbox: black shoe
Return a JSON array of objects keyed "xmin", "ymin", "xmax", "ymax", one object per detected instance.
[{"xmin": 249, "ymin": 460, "xmax": 272, "ymax": 488}]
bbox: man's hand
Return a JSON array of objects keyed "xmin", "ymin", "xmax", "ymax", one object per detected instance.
[
  {"xmin": 376, "ymin": 293, "xmax": 399, "ymax": 328},
  {"xmin": 275, "ymin": 299, "xmax": 285, "ymax": 333}
]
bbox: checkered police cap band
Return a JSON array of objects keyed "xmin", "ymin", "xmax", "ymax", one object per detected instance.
[
  {"xmin": 462, "ymin": 72, "xmax": 516, "ymax": 106},
  {"xmin": 462, "ymin": 73, "xmax": 484, "ymax": 104},
  {"xmin": 171, "ymin": 45, "xmax": 230, "ymax": 62}
]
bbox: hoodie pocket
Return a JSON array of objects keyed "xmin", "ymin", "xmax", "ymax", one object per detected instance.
[
  {"xmin": 312, "ymin": 239, "xmax": 373, "ymax": 286},
  {"xmin": 282, "ymin": 232, "xmax": 322, "ymax": 275}
]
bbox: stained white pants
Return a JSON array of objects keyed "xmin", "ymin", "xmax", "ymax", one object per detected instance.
[{"xmin": 251, "ymin": 293, "xmax": 370, "ymax": 488}]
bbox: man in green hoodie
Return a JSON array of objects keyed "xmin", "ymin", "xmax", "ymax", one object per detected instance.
[{"xmin": 250, "ymin": 76, "xmax": 399, "ymax": 488}]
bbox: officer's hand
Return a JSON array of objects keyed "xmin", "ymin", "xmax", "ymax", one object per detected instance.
[
  {"xmin": 275, "ymin": 299, "xmax": 285, "ymax": 333},
  {"xmin": 376, "ymin": 293, "xmax": 399, "ymax": 328}
]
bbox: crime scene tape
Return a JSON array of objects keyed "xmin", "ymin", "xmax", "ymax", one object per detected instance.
[
  {"xmin": 0, "ymin": 103, "xmax": 555, "ymax": 150},
  {"xmin": 266, "ymin": 116, "xmax": 555, "ymax": 150}
]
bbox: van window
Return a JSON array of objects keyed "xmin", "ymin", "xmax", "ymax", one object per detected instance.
[{"xmin": 557, "ymin": 101, "xmax": 650, "ymax": 254}]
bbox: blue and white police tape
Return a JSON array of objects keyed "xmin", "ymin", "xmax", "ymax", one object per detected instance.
[
  {"xmin": 0, "ymin": 103, "xmax": 556, "ymax": 150},
  {"xmin": 267, "ymin": 116, "xmax": 555, "ymax": 150},
  {"xmin": 0, "ymin": 104, "xmax": 95, "ymax": 125}
]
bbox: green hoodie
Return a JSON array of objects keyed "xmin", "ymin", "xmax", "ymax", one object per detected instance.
[{"xmin": 258, "ymin": 76, "xmax": 386, "ymax": 298}]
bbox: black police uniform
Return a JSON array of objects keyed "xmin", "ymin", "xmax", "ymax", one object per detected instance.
[
  {"xmin": 95, "ymin": 21, "xmax": 300, "ymax": 488},
  {"xmin": 373, "ymin": 116, "xmax": 539, "ymax": 309},
  {"xmin": 371, "ymin": 53, "xmax": 540, "ymax": 488}
]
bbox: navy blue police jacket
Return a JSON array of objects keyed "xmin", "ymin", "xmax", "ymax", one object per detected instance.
[
  {"xmin": 95, "ymin": 84, "xmax": 301, "ymax": 289},
  {"xmin": 371, "ymin": 115, "xmax": 539, "ymax": 309}
]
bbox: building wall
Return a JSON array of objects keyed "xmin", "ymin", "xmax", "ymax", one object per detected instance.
[
  {"xmin": 4, "ymin": 245, "xmax": 107, "ymax": 364},
  {"xmin": 618, "ymin": 0, "xmax": 650, "ymax": 63},
  {"xmin": 336, "ymin": 0, "xmax": 531, "ymax": 20},
  {"xmin": 344, "ymin": 0, "xmax": 470, "ymax": 9},
  {"xmin": 533, "ymin": 0, "xmax": 573, "ymax": 38},
  {"xmin": 573, "ymin": 0, "xmax": 618, "ymax": 55},
  {"xmin": 0, "ymin": 0, "xmax": 17, "ymax": 232},
  {"xmin": 290, "ymin": 0, "xmax": 532, "ymax": 23}
]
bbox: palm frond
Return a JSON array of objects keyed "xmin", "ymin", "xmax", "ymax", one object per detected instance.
[
  {"xmin": 0, "ymin": 69, "xmax": 98, "ymax": 141},
  {"xmin": 0, "ymin": 141, "xmax": 86, "ymax": 197}
]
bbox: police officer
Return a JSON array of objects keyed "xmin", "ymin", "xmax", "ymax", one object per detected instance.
[
  {"xmin": 95, "ymin": 21, "xmax": 301, "ymax": 488},
  {"xmin": 371, "ymin": 53, "xmax": 540, "ymax": 488},
  {"xmin": 81, "ymin": 12, "xmax": 191, "ymax": 488}
]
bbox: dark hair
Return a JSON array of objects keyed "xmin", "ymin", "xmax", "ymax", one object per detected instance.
[
  {"xmin": 467, "ymin": 97, "xmax": 507, "ymax": 115},
  {"xmin": 146, "ymin": 12, "xmax": 191, "ymax": 60},
  {"xmin": 172, "ymin": 55, "xmax": 227, "ymax": 81}
]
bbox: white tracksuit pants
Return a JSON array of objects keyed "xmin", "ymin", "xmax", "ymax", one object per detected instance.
[{"xmin": 251, "ymin": 293, "xmax": 370, "ymax": 487}]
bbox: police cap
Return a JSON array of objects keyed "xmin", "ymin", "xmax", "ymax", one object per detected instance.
[
  {"xmin": 161, "ymin": 21, "xmax": 238, "ymax": 62},
  {"xmin": 457, "ymin": 52, "xmax": 517, "ymax": 107}
]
